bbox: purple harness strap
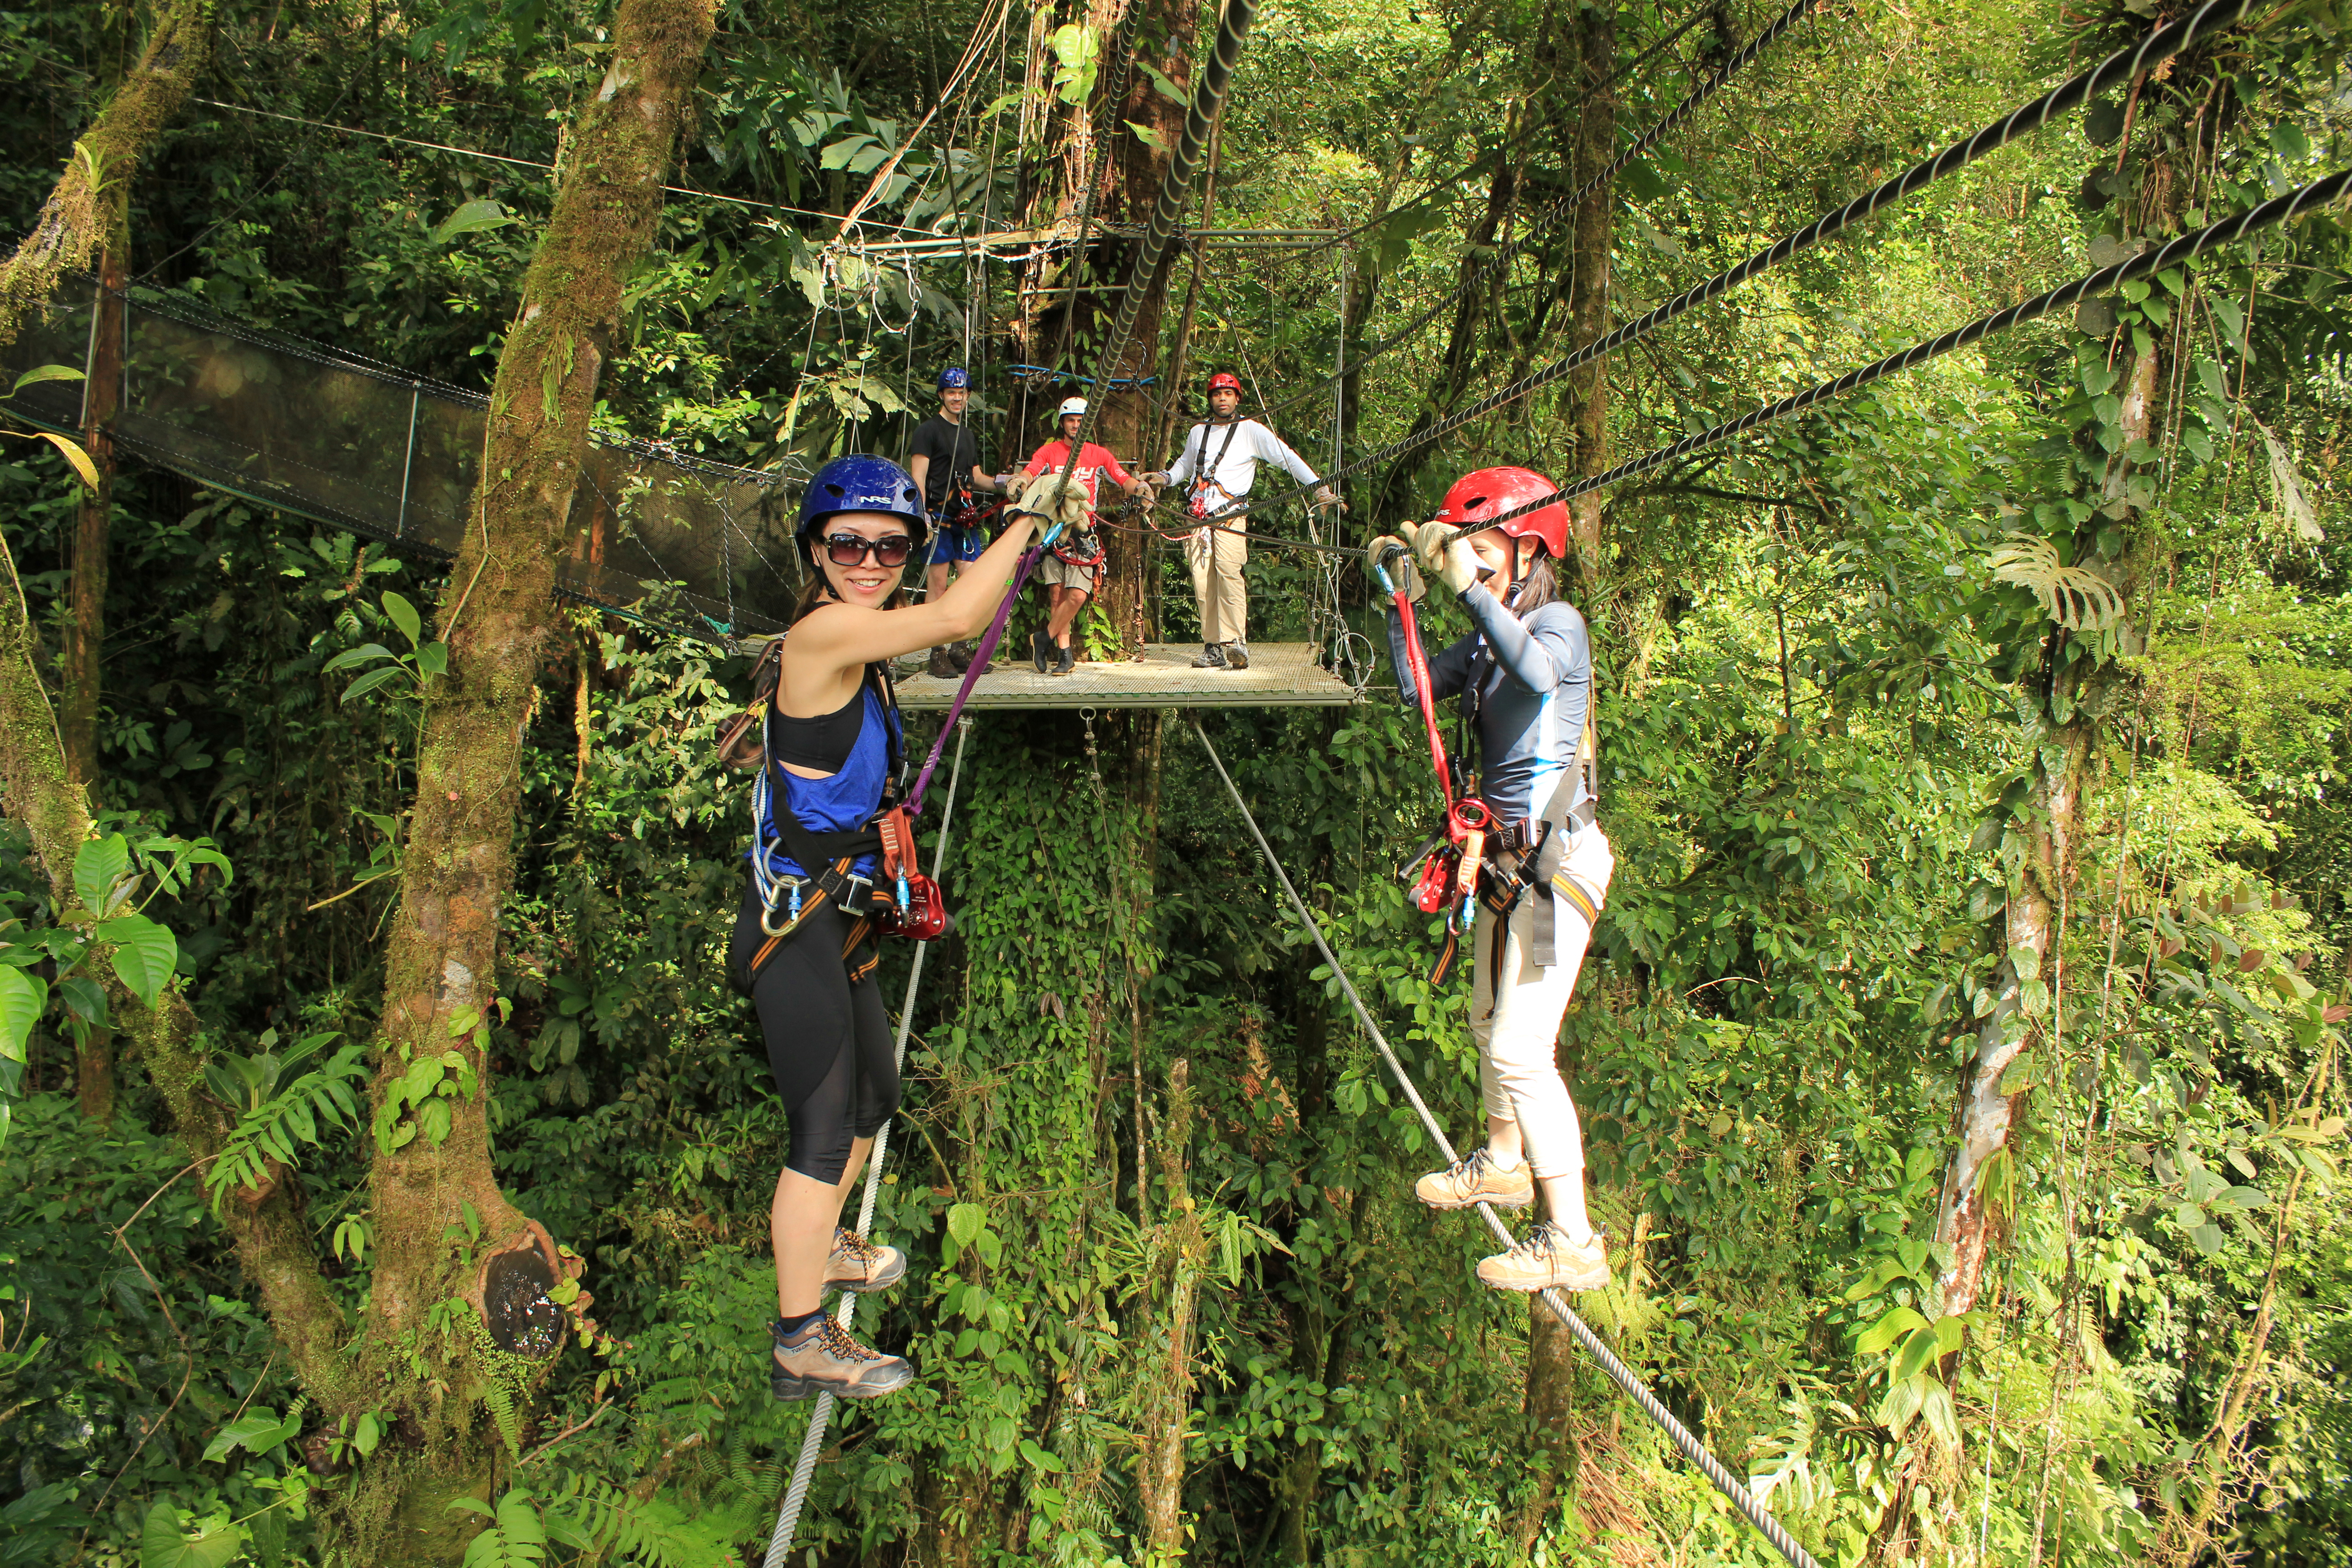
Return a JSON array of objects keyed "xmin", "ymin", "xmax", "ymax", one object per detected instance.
[{"xmin": 905, "ymin": 543, "xmax": 1046, "ymax": 814}]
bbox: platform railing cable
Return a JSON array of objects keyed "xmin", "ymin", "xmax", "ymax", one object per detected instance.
[
  {"xmin": 763, "ymin": 718, "xmax": 974, "ymax": 1568},
  {"xmin": 1188, "ymin": 716, "xmax": 1821, "ymax": 1568}
]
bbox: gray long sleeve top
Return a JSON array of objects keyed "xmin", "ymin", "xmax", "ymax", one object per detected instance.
[{"xmin": 1386, "ymin": 583, "xmax": 1593, "ymax": 825}]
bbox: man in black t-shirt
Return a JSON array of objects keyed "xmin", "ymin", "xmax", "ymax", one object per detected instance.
[{"xmin": 906, "ymin": 368, "xmax": 1008, "ymax": 678}]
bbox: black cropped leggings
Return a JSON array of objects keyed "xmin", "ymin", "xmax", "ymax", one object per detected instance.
[{"xmin": 731, "ymin": 887, "xmax": 900, "ymax": 1183}]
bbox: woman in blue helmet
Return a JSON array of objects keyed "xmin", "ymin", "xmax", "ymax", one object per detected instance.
[{"xmin": 734, "ymin": 452, "xmax": 1039, "ymax": 1400}]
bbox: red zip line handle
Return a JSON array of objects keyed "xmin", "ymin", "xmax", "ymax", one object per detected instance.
[{"xmin": 1376, "ymin": 553, "xmax": 1455, "ymax": 813}]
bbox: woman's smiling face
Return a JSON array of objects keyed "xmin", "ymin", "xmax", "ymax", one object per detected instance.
[{"xmin": 818, "ymin": 511, "xmax": 913, "ymax": 607}]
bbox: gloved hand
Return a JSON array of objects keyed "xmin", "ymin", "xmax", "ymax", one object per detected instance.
[
  {"xmin": 1005, "ymin": 471, "xmax": 1089, "ymax": 529},
  {"xmin": 1144, "ymin": 470, "xmax": 1172, "ymax": 488},
  {"xmin": 1313, "ymin": 485, "xmax": 1343, "ymax": 513},
  {"xmin": 1405, "ymin": 519, "xmax": 1480, "ymax": 595},
  {"xmin": 1364, "ymin": 535, "xmax": 1424, "ymax": 602},
  {"xmin": 992, "ymin": 472, "xmax": 1014, "ymax": 494}
]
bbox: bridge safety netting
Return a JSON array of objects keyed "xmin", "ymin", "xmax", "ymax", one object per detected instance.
[{"xmin": 3, "ymin": 280, "xmax": 803, "ymax": 638}]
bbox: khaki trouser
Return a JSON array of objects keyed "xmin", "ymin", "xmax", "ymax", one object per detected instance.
[
  {"xmin": 1186, "ymin": 523, "xmax": 1247, "ymax": 645},
  {"xmin": 1470, "ymin": 817, "xmax": 1614, "ymax": 1181}
]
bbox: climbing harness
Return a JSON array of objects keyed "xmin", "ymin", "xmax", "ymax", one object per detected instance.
[
  {"xmin": 764, "ymin": 722, "xmax": 974, "ymax": 1568},
  {"xmin": 1188, "ymin": 719, "xmax": 1821, "ymax": 1568},
  {"xmin": 742, "ymin": 662, "xmax": 947, "ymax": 989}
]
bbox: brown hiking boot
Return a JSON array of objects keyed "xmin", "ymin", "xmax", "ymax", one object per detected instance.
[
  {"xmin": 823, "ymin": 1228, "xmax": 906, "ymax": 1294},
  {"xmin": 1413, "ymin": 1149, "xmax": 1534, "ymax": 1210},
  {"xmin": 926, "ymin": 646, "xmax": 959, "ymax": 679},
  {"xmin": 769, "ymin": 1314, "xmax": 914, "ymax": 1400},
  {"xmin": 1475, "ymin": 1223, "xmax": 1609, "ymax": 1293}
]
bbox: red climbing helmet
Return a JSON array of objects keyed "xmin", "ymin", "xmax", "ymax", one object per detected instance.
[
  {"xmin": 1205, "ymin": 371, "xmax": 1243, "ymax": 396},
  {"xmin": 1436, "ymin": 466, "xmax": 1568, "ymax": 560}
]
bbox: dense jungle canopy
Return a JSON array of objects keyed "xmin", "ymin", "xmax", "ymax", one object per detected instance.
[{"xmin": 1, "ymin": 0, "xmax": 2350, "ymax": 1562}]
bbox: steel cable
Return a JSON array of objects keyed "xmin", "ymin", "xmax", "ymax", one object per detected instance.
[
  {"xmin": 1491, "ymin": 162, "xmax": 2352, "ymax": 525},
  {"xmin": 1048, "ymin": 0, "xmax": 1261, "ymax": 502},
  {"xmin": 1218, "ymin": 0, "xmax": 2262, "ymax": 526},
  {"xmin": 764, "ymin": 721, "xmax": 974, "ymax": 1568},
  {"xmin": 1126, "ymin": 159, "xmax": 2349, "ymax": 564},
  {"xmin": 1188, "ymin": 718, "xmax": 1820, "ymax": 1568},
  {"xmin": 1250, "ymin": 0, "xmax": 1818, "ymax": 433}
]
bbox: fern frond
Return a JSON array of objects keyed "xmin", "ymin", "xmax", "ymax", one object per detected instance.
[
  {"xmin": 204, "ymin": 1043, "xmax": 371, "ymax": 1213},
  {"xmin": 482, "ymin": 1381, "xmax": 523, "ymax": 1460},
  {"xmin": 1986, "ymin": 536, "xmax": 2127, "ymax": 631}
]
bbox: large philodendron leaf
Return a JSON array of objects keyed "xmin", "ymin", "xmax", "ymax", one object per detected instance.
[{"xmin": 1987, "ymin": 536, "xmax": 2127, "ymax": 630}]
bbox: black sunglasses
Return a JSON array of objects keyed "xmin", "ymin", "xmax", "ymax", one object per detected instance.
[{"xmin": 824, "ymin": 532, "xmax": 916, "ymax": 568}]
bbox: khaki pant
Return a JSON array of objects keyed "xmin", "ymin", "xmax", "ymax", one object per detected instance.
[
  {"xmin": 1471, "ymin": 818, "xmax": 1613, "ymax": 1181},
  {"xmin": 1186, "ymin": 524, "xmax": 1247, "ymax": 645}
]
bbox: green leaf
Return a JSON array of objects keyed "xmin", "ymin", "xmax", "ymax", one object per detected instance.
[
  {"xmin": 74, "ymin": 832, "xmax": 132, "ymax": 917},
  {"xmin": 140, "ymin": 1500, "xmax": 245, "ymax": 1568},
  {"xmin": 0, "ymin": 967, "xmax": 46, "ymax": 1063},
  {"xmin": 382, "ymin": 591, "xmax": 423, "ymax": 647},
  {"xmin": 1892, "ymin": 1324, "xmax": 1943, "ymax": 1382},
  {"xmin": 947, "ymin": 1201, "xmax": 987, "ymax": 1247},
  {"xmin": 430, "ymin": 199, "xmax": 519, "ymax": 245},
  {"xmin": 1123, "ymin": 120, "xmax": 1170, "ymax": 156},
  {"xmin": 416, "ymin": 641, "xmax": 449, "ymax": 677},
  {"xmin": 342, "ymin": 665, "xmax": 412, "ymax": 705},
  {"xmin": 37, "ymin": 431, "xmax": 101, "ymax": 492},
  {"xmin": 203, "ymin": 1409, "xmax": 302, "ymax": 1462},
  {"xmin": 321, "ymin": 643, "xmax": 397, "ymax": 673},
  {"xmin": 98, "ymin": 914, "xmax": 178, "ymax": 1008},
  {"xmin": 1855, "ymin": 1304, "xmax": 1928, "ymax": 1356},
  {"xmin": 353, "ymin": 1411, "xmax": 382, "ymax": 1456},
  {"xmin": 8, "ymin": 363, "xmax": 85, "ymax": 397}
]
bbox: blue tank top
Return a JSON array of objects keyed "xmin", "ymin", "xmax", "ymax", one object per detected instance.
[{"xmin": 752, "ymin": 679, "xmax": 899, "ymax": 880}]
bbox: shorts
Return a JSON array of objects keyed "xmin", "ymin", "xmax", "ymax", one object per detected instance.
[
  {"xmin": 927, "ymin": 525, "xmax": 986, "ymax": 566},
  {"xmin": 729, "ymin": 885, "xmax": 899, "ymax": 1183},
  {"xmin": 1036, "ymin": 553, "xmax": 1099, "ymax": 591}
]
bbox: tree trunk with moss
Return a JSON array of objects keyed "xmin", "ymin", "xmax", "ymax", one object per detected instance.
[
  {"xmin": 0, "ymin": 0, "xmax": 211, "ymax": 349},
  {"xmin": 348, "ymin": 0, "xmax": 715, "ymax": 1553}
]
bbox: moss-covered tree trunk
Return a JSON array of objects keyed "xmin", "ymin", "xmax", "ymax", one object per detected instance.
[
  {"xmin": 0, "ymin": 530, "xmax": 356, "ymax": 1399},
  {"xmin": 0, "ymin": 0, "xmax": 211, "ymax": 348},
  {"xmin": 351, "ymin": 0, "xmax": 714, "ymax": 1554}
]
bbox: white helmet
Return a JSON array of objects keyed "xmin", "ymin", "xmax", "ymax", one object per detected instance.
[{"xmin": 1057, "ymin": 396, "xmax": 1088, "ymax": 419}]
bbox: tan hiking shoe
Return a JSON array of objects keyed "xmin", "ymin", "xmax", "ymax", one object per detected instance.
[
  {"xmin": 1413, "ymin": 1149, "xmax": 1534, "ymax": 1210},
  {"xmin": 769, "ymin": 1314, "xmax": 914, "ymax": 1400},
  {"xmin": 1475, "ymin": 1223, "xmax": 1610, "ymax": 1293},
  {"xmin": 823, "ymin": 1228, "xmax": 906, "ymax": 1294}
]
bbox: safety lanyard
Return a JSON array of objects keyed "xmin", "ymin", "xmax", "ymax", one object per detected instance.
[{"xmin": 1188, "ymin": 417, "xmax": 1246, "ymax": 512}]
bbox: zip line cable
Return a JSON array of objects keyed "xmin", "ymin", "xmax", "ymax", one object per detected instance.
[
  {"xmin": 1204, "ymin": 0, "xmax": 2266, "ymax": 528},
  {"xmin": 1048, "ymin": 0, "xmax": 1261, "ymax": 497},
  {"xmin": 764, "ymin": 721, "xmax": 974, "ymax": 1568},
  {"xmin": 1250, "ymin": 0, "xmax": 1819, "ymax": 434},
  {"xmin": 1188, "ymin": 717, "xmax": 1821, "ymax": 1568},
  {"xmin": 1121, "ymin": 160, "xmax": 2352, "ymax": 565},
  {"xmin": 1026, "ymin": 1, "xmax": 1154, "ymax": 406}
]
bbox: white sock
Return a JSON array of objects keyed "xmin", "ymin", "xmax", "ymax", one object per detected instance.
[{"xmin": 1486, "ymin": 1147, "xmax": 1524, "ymax": 1172}]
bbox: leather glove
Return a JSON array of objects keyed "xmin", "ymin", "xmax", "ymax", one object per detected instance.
[
  {"xmin": 1364, "ymin": 535, "xmax": 1423, "ymax": 602},
  {"xmin": 1145, "ymin": 470, "xmax": 1172, "ymax": 488},
  {"xmin": 1312, "ymin": 485, "xmax": 1343, "ymax": 512},
  {"xmin": 1406, "ymin": 519, "xmax": 1479, "ymax": 595}
]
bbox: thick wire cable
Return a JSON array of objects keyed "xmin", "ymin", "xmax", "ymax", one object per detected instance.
[
  {"xmin": 1122, "ymin": 161, "xmax": 2351, "ymax": 565},
  {"xmin": 1222, "ymin": 0, "xmax": 2263, "ymax": 525},
  {"xmin": 1252, "ymin": 0, "xmax": 1818, "ymax": 433},
  {"xmin": 1048, "ymin": 0, "xmax": 1259, "ymax": 502},
  {"xmin": 1489, "ymin": 163, "xmax": 2352, "ymax": 525},
  {"xmin": 1188, "ymin": 718, "xmax": 1819, "ymax": 1568},
  {"xmin": 764, "ymin": 719, "xmax": 973, "ymax": 1568}
]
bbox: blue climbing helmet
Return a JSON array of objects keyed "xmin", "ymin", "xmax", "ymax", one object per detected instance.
[
  {"xmin": 936, "ymin": 367, "xmax": 970, "ymax": 392},
  {"xmin": 797, "ymin": 454, "xmax": 929, "ymax": 555}
]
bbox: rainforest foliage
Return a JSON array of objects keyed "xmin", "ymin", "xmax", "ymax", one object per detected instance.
[{"xmin": 1, "ymin": 0, "xmax": 2350, "ymax": 1563}]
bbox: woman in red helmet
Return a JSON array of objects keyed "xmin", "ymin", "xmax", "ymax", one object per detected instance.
[{"xmin": 1364, "ymin": 467, "xmax": 1616, "ymax": 1294}]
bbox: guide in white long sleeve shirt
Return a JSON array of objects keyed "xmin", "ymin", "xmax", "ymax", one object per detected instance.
[{"xmin": 1150, "ymin": 374, "xmax": 1338, "ymax": 668}]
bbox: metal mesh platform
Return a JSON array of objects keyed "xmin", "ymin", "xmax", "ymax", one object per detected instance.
[{"xmin": 897, "ymin": 642, "xmax": 1360, "ymax": 709}]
